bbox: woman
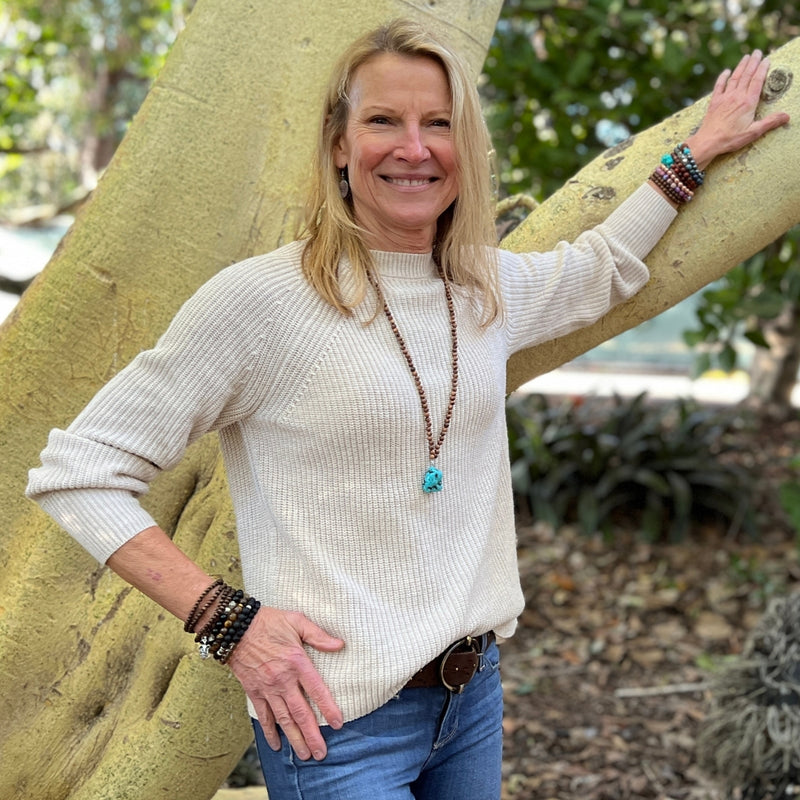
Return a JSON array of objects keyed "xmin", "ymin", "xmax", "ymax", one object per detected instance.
[{"xmin": 27, "ymin": 19, "xmax": 789, "ymax": 800}]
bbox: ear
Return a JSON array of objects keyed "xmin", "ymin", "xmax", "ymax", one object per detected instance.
[{"xmin": 333, "ymin": 139, "xmax": 347, "ymax": 169}]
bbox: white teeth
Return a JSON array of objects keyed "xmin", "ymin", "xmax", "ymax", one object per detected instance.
[{"xmin": 387, "ymin": 178, "xmax": 431, "ymax": 186}]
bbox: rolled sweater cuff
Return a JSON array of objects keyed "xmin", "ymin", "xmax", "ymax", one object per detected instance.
[
  {"xmin": 33, "ymin": 488, "xmax": 158, "ymax": 564},
  {"xmin": 600, "ymin": 182, "xmax": 679, "ymax": 259}
]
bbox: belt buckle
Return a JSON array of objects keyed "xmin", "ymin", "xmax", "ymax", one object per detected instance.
[{"xmin": 439, "ymin": 635, "xmax": 480, "ymax": 694}]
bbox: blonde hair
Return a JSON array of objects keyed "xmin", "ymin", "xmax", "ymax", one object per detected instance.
[{"xmin": 300, "ymin": 19, "xmax": 501, "ymax": 324}]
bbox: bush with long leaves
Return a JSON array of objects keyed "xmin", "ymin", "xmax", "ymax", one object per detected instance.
[{"xmin": 507, "ymin": 392, "xmax": 754, "ymax": 540}]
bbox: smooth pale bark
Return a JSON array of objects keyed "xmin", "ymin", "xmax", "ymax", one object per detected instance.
[
  {"xmin": 504, "ymin": 36, "xmax": 800, "ymax": 392},
  {"xmin": 0, "ymin": 1, "xmax": 502, "ymax": 798}
]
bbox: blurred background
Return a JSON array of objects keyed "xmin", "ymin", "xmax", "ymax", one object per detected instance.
[{"xmin": 2, "ymin": 0, "xmax": 799, "ymax": 409}]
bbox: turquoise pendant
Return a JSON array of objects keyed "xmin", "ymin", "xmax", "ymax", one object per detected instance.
[{"xmin": 423, "ymin": 465, "xmax": 443, "ymax": 493}]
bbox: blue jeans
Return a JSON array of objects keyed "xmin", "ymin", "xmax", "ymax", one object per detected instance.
[{"xmin": 251, "ymin": 641, "xmax": 503, "ymax": 800}]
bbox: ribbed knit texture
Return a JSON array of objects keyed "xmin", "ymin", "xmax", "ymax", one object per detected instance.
[{"xmin": 27, "ymin": 183, "xmax": 676, "ymax": 723}]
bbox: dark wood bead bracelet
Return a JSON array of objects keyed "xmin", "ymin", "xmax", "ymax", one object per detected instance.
[{"xmin": 184, "ymin": 578, "xmax": 224, "ymax": 633}]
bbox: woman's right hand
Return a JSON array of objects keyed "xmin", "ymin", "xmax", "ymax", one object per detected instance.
[{"xmin": 226, "ymin": 606, "xmax": 345, "ymax": 761}]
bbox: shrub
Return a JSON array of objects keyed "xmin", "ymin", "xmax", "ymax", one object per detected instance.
[
  {"xmin": 506, "ymin": 392, "xmax": 754, "ymax": 541},
  {"xmin": 779, "ymin": 454, "xmax": 800, "ymax": 535}
]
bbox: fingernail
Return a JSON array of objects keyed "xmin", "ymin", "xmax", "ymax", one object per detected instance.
[
  {"xmin": 313, "ymin": 749, "xmax": 325, "ymax": 761},
  {"xmin": 331, "ymin": 718, "xmax": 343, "ymax": 730}
]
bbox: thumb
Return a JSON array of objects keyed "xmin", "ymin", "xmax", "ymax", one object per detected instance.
[
  {"xmin": 294, "ymin": 615, "xmax": 346, "ymax": 652},
  {"xmin": 743, "ymin": 111, "xmax": 791, "ymax": 147},
  {"xmin": 760, "ymin": 110, "xmax": 791, "ymax": 132}
]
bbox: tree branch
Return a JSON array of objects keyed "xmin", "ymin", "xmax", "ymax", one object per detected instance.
[
  {"xmin": 0, "ymin": 275, "xmax": 34, "ymax": 296},
  {"xmin": 0, "ymin": 145, "xmax": 49, "ymax": 155},
  {"xmin": 504, "ymin": 36, "xmax": 800, "ymax": 392},
  {"xmin": 615, "ymin": 681, "xmax": 710, "ymax": 698}
]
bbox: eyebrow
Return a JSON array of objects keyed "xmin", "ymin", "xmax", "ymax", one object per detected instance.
[{"xmin": 359, "ymin": 104, "xmax": 452, "ymax": 116}]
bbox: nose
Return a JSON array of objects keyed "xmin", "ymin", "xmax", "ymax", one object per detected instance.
[{"xmin": 394, "ymin": 123, "xmax": 429, "ymax": 162}]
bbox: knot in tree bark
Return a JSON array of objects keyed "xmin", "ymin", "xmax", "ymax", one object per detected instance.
[{"xmin": 762, "ymin": 67, "xmax": 793, "ymax": 102}]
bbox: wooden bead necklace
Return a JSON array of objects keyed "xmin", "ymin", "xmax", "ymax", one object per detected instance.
[{"xmin": 368, "ymin": 267, "xmax": 458, "ymax": 493}]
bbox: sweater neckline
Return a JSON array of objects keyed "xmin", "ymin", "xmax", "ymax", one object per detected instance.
[{"xmin": 369, "ymin": 250, "xmax": 436, "ymax": 280}]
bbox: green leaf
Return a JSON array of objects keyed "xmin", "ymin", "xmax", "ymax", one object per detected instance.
[
  {"xmin": 780, "ymin": 482, "xmax": 800, "ymax": 534},
  {"xmin": 719, "ymin": 344, "xmax": 738, "ymax": 373},
  {"xmin": 744, "ymin": 328, "xmax": 769, "ymax": 348}
]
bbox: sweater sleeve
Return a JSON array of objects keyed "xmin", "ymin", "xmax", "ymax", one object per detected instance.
[
  {"xmin": 501, "ymin": 182, "xmax": 677, "ymax": 355},
  {"xmin": 26, "ymin": 259, "xmax": 277, "ymax": 563}
]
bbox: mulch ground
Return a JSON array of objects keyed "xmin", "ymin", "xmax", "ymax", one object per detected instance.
[
  {"xmin": 500, "ymin": 403, "xmax": 800, "ymax": 800},
  {"xmin": 221, "ymin": 400, "xmax": 800, "ymax": 800},
  {"xmin": 501, "ymin": 522, "xmax": 800, "ymax": 800}
]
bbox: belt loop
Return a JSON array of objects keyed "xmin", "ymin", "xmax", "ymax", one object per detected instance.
[
  {"xmin": 478, "ymin": 632, "xmax": 488, "ymax": 670},
  {"xmin": 478, "ymin": 631, "xmax": 495, "ymax": 670}
]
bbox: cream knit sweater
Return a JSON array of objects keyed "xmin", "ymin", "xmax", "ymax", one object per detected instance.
[{"xmin": 27, "ymin": 183, "xmax": 677, "ymax": 723}]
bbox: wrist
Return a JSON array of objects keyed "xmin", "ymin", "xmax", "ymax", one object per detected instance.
[
  {"xmin": 188, "ymin": 582, "xmax": 261, "ymax": 663},
  {"xmin": 648, "ymin": 142, "xmax": 704, "ymax": 208},
  {"xmin": 682, "ymin": 134, "xmax": 716, "ymax": 171}
]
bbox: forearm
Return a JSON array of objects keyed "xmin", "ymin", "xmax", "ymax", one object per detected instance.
[
  {"xmin": 106, "ymin": 525, "xmax": 215, "ymax": 625},
  {"xmin": 108, "ymin": 528, "xmax": 346, "ymax": 761}
]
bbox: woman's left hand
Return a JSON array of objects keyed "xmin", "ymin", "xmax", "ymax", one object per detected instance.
[{"xmin": 685, "ymin": 49, "xmax": 790, "ymax": 170}]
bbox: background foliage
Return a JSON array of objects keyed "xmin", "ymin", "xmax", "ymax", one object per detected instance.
[
  {"xmin": 2, "ymin": 0, "xmax": 800, "ymax": 397},
  {"xmin": 507, "ymin": 392, "xmax": 755, "ymax": 541},
  {"xmin": 482, "ymin": 0, "xmax": 799, "ymax": 199},
  {"xmin": 482, "ymin": 0, "xmax": 800, "ymax": 398},
  {"xmin": 0, "ymin": 0, "xmax": 195, "ymax": 218}
]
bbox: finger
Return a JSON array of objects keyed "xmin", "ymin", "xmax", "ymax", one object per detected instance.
[
  {"xmin": 269, "ymin": 694, "xmax": 318, "ymax": 760},
  {"xmin": 727, "ymin": 51, "xmax": 757, "ymax": 87},
  {"xmin": 257, "ymin": 703, "xmax": 282, "ymax": 752},
  {"xmin": 713, "ymin": 67, "xmax": 731, "ymax": 96},
  {"xmin": 284, "ymin": 690, "xmax": 332, "ymax": 760},
  {"xmin": 744, "ymin": 53, "xmax": 770, "ymax": 96},
  {"xmin": 275, "ymin": 647, "xmax": 343, "ymax": 737},
  {"xmin": 739, "ymin": 49, "xmax": 763, "ymax": 84},
  {"xmin": 755, "ymin": 110, "xmax": 792, "ymax": 135},
  {"xmin": 300, "ymin": 665, "xmax": 344, "ymax": 729}
]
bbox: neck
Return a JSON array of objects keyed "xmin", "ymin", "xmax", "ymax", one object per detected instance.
[{"xmin": 361, "ymin": 226, "xmax": 435, "ymax": 254}]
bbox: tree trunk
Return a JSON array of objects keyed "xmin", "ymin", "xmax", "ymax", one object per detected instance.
[
  {"xmin": 748, "ymin": 299, "xmax": 800, "ymax": 414},
  {"xmin": 503, "ymin": 37, "xmax": 800, "ymax": 392},
  {"xmin": 0, "ymin": 1, "xmax": 502, "ymax": 798}
]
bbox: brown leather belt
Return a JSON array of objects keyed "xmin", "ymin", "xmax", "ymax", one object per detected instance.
[{"xmin": 404, "ymin": 632, "xmax": 496, "ymax": 693}]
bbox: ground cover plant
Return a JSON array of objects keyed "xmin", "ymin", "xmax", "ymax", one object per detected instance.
[{"xmin": 507, "ymin": 392, "xmax": 758, "ymax": 541}]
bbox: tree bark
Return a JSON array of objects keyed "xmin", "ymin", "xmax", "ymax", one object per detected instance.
[
  {"xmin": 503, "ymin": 38, "xmax": 800, "ymax": 392},
  {"xmin": 748, "ymin": 299, "xmax": 800, "ymax": 414},
  {"xmin": 0, "ymin": 1, "xmax": 502, "ymax": 798}
]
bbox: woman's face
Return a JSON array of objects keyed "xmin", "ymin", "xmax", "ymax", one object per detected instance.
[{"xmin": 334, "ymin": 53, "xmax": 459, "ymax": 253}]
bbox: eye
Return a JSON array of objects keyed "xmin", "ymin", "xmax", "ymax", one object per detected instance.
[
  {"xmin": 368, "ymin": 115, "xmax": 391, "ymax": 125},
  {"xmin": 430, "ymin": 118, "xmax": 451, "ymax": 129}
]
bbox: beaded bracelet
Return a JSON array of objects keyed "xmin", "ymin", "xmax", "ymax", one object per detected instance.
[
  {"xmin": 674, "ymin": 142, "xmax": 705, "ymax": 185},
  {"xmin": 194, "ymin": 583, "xmax": 236, "ymax": 642},
  {"xmin": 194, "ymin": 585, "xmax": 261, "ymax": 663},
  {"xmin": 651, "ymin": 164, "xmax": 694, "ymax": 204},
  {"xmin": 650, "ymin": 142, "xmax": 704, "ymax": 205},
  {"xmin": 669, "ymin": 158, "xmax": 699, "ymax": 191},
  {"xmin": 211, "ymin": 594, "xmax": 261, "ymax": 664},
  {"xmin": 184, "ymin": 578, "xmax": 224, "ymax": 633}
]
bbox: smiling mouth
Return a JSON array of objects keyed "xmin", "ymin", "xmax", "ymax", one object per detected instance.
[{"xmin": 383, "ymin": 177, "xmax": 438, "ymax": 186}]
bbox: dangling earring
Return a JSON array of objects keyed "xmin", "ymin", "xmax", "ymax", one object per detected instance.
[{"xmin": 338, "ymin": 168, "xmax": 350, "ymax": 199}]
